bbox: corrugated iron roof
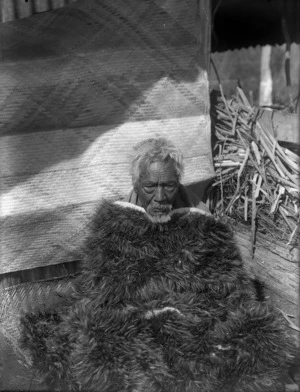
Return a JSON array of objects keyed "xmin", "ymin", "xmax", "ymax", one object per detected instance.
[
  {"xmin": 2, "ymin": 0, "xmax": 299, "ymax": 51},
  {"xmin": 0, "ymin": 0, "xmax": 77, "ymax": 22}
]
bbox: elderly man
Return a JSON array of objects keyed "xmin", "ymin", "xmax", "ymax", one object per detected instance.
[
  {"xmin": 125, "ymin": 137, "xmax": 210, "ymax": 222},
  {"xmin": 20, "ymin": 137, "xmax": 294, "ymax": 392}
]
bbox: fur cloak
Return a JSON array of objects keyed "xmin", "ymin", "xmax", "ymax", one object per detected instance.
[{"xmin": 20, "ymin": 200, "xmax": 294, "ymax": 392}]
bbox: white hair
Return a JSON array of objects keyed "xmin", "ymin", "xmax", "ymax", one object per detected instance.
[{"xmin": 130, "ymin": 137, "xmax": 184, "ymax": 187}]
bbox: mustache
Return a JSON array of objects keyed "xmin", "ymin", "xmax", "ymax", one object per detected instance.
[{"xmin": 147, "ymin": 204, "xmax": 173, "ymax": 215}]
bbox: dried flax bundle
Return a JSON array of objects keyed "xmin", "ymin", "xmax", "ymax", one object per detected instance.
[{"xmin": 209, "ymin": 87, "xmax": 300, "ymax": 254}]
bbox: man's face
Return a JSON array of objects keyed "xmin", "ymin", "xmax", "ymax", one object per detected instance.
[{"xmin": 135, "ymin": 159, "xmax": 180, "ymax": 219}]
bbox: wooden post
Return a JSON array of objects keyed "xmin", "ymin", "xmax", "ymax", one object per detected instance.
[
  {"xmin": 259, "ymin": 45, "xmax": 273, "ymax": 107},
  {"xmin": 196, "ymin": 0, "xmax": 212, "ymax": 71}
]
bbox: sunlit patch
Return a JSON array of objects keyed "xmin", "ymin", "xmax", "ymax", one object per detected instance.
[{"xmin": 144, "ymin": 307, "xmax": 183, "ymax": 319}]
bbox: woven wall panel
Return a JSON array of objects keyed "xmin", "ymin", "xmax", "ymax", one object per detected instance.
[
  {"xmin": 0, "ymin": 51, "xmax": 208, "ymax": 133},
  {"xmin": 0, "ymin": 0, "xmax": 214, "ymax": 274}
]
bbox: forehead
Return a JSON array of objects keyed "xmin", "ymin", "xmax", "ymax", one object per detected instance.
[{"xmin": 140, "ymin": 160, "xmax": 178, "ymax": 183}]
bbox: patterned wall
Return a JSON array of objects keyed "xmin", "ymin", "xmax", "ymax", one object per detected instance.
[{"xmin": 0, "ymin": 0, "xmax": 214, "ymax": 277}]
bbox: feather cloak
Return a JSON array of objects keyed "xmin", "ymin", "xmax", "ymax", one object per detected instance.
[{"xmin": 20, "ymin": 200, "xmax": 294, "ymax": 392}]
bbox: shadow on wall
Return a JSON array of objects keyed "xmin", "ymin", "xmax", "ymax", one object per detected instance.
[
  {"xmin": 0, "ymin": 0, "xmax": 206, "ymax": 189},
  {"xmin": 0, "ymin": 0, "xmax": 215, "ymax": 279}
]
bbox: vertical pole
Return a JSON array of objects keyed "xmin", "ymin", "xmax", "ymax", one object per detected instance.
[
  {"xmin": 196, "ymin": 0, "xmax": 211, "ymax": 72},
  {"xmin": 1, "ymin": 0, "xmax": 16, "ymax": 22},
  {"xmin": 259, "ymin": 45, "xmax": 273, "ymax": 107},
  {"xmin": 280, "ymin": 0, "xmax": 294, "ymax": 112}
]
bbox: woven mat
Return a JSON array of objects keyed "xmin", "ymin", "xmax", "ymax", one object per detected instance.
[
  {"xmin": 0, "ymin": 277, "xmax": 76, "ymax": 363},
  {"xmin": 0, "ymin": 0, "xmax": 214, "ymax": 274}
]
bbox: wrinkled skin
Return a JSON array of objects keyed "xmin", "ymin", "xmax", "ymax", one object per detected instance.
[{"xmin": 134, "ymin": 159, "xmax": 179, "ymax": 220}]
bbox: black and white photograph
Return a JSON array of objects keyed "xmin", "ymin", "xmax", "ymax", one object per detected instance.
[{"xmin": 0, "ymin": 0, "xmax": 299, "ymax": 391}]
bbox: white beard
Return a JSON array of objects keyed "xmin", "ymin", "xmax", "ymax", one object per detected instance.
[{"xmin": 145, "ymin": 212, "xmax": 172, "ymax": 223}]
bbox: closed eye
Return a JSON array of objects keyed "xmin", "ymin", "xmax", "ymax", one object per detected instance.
[
  {"xmin": 164, "ymin": 184, "xmax": 177, "ymax": 192},
  {"xmin": 143, "ymin": 185, "xmax": 156, "ymax": 193}
]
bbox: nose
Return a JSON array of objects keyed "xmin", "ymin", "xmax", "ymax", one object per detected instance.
[{"xmin": 154, "ymin": 186, "xmax": 166, "ymax": 203}]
